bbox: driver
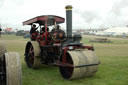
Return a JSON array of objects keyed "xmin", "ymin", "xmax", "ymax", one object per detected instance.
[
  {"xmin": 30, "ymin": 24, "xmax": 38, "ymax": 35},
  {"xmin": 30, "ymin": 24, "xmax": 39, "ymax": 40}
]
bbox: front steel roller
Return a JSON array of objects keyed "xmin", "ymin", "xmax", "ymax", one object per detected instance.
[
  {"xmin": 59, "ymin": 49, "xmax": 99, "ymax": 80},
  {"xmin": 5, "ymin": 52, "xmax": 22, "ymax": 85},
  {"xmin": 25, "ymin": 41, "xmax": 41, "ymax": 68}
]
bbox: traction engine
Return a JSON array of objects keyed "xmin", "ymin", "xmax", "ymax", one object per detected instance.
[{"xmin": 23, "ymin": 5, "xmax": 100, "ymax": 80}]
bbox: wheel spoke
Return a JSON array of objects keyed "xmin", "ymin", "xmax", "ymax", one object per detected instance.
[
  {"xmin": 25, "ymin": 42, "xmax": 41, "ymax": 68},
  {"xmin": 28, "ymin": 46, "xmax": 34, "ymax": 65}
]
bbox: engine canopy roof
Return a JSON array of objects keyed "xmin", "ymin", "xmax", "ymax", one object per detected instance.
[{"xmin": 23, "ymin": 15, "xmax": 65, "ymax": 26}]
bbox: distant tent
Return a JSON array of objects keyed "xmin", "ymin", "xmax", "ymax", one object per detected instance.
[
  {"xmin": 104, "ymin": 27, "xmax": 128, "ymax": 35},
  {"xmin": 5, "ymin": 28, "xmax": 12, "ymax": 32}
]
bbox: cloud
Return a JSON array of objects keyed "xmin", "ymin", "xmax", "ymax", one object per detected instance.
[
  {"xmin": 80, "ymin": 11, "xmax": 100, "ymax": 23},
  {"xmin": 74, "ymin": 9, "xmax": 101, "ymax": 28},
  {"xmin": 104, "ymin": 0, "xmax": 128, "ymax": 27},
  {"xmin": 73, "ymin": 0, "xmax": 128, "ymax": 28},
  {"xmin": 1, "ymin": 0, "xmax": 128, "ymax": 30},
  {"xmin": 0, "ymin": 0, "xmax": 4, "ymax": 8},
  {"xmin": 111, "ymin": 0, "xmax": 128, "ymax": 16}
]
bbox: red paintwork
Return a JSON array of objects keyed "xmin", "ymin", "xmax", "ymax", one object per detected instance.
[
  {"xmin": 60, "ymin": 45, "xmax": 94, "ymax": 66},
  {"xmin": 62, "ymin": 47, "xmax": 68, "ymax": 64},
  {"xmin": 31, "ymin": 32, "xmax": 38, "ymax": 40},
  {"xmin": 23, "ymin": 15, "xmax": 65, "ymax": 25},
  {"xmin": 23, "ymin": 15, "xmax": 94, "ymax": 67},
  {"xmin": 23, "ymin": 15, "xmax": 65, "ymax": 46}
]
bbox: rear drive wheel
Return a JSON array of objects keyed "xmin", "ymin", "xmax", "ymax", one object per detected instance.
[{"xmin": 25, "ymin": 41, "xmax": 41, "ymax": 68}]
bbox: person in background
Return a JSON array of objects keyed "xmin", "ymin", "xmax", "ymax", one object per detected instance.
[{"xmin": 51, "ymin": 25, "xmax": 60, "ymax": 32}]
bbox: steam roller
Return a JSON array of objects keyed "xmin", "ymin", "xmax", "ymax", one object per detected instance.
[
  {"xmin": 23, "ymin": 5, "xmax": 100, "ymax": 80},
  {"xmin": 0, "ymin": 42, "xmax": 22, "ymax": 85},
  {"xmin": 59, "ymin": 5, "xmax": 100, "ymax": 80}
]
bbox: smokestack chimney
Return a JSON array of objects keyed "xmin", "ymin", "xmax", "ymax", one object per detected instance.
[{"xmin": 65, "ymin": 5, "xmax": 73, "ymax": 39}]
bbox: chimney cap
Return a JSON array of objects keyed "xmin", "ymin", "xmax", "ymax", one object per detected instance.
[{"xmin": 65, "ymin": 5, "xmax": 73, "ymax": 10}]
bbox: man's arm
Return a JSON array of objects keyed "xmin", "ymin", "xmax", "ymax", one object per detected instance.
[{"xmin": 35, "ymin": 26, "xmax": 39, "ymax": 30}]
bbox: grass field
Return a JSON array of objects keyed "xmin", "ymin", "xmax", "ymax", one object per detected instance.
[{"xmin": 0, "ymin": 34, "xmax": 128, "ymax": 85}]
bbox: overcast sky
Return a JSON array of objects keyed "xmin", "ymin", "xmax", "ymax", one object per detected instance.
[{"xmin": 0, "ymin": 0, "xmax": 128, "ymax": 30}]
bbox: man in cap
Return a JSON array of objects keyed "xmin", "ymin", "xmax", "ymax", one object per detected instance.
[
  {"xmin": 30, "ymin": 24, "xmax": 38, "ymax": 40},
  {"xmin": 30, "ymin": 24, "xmax": 38, "ymax": 34}
]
